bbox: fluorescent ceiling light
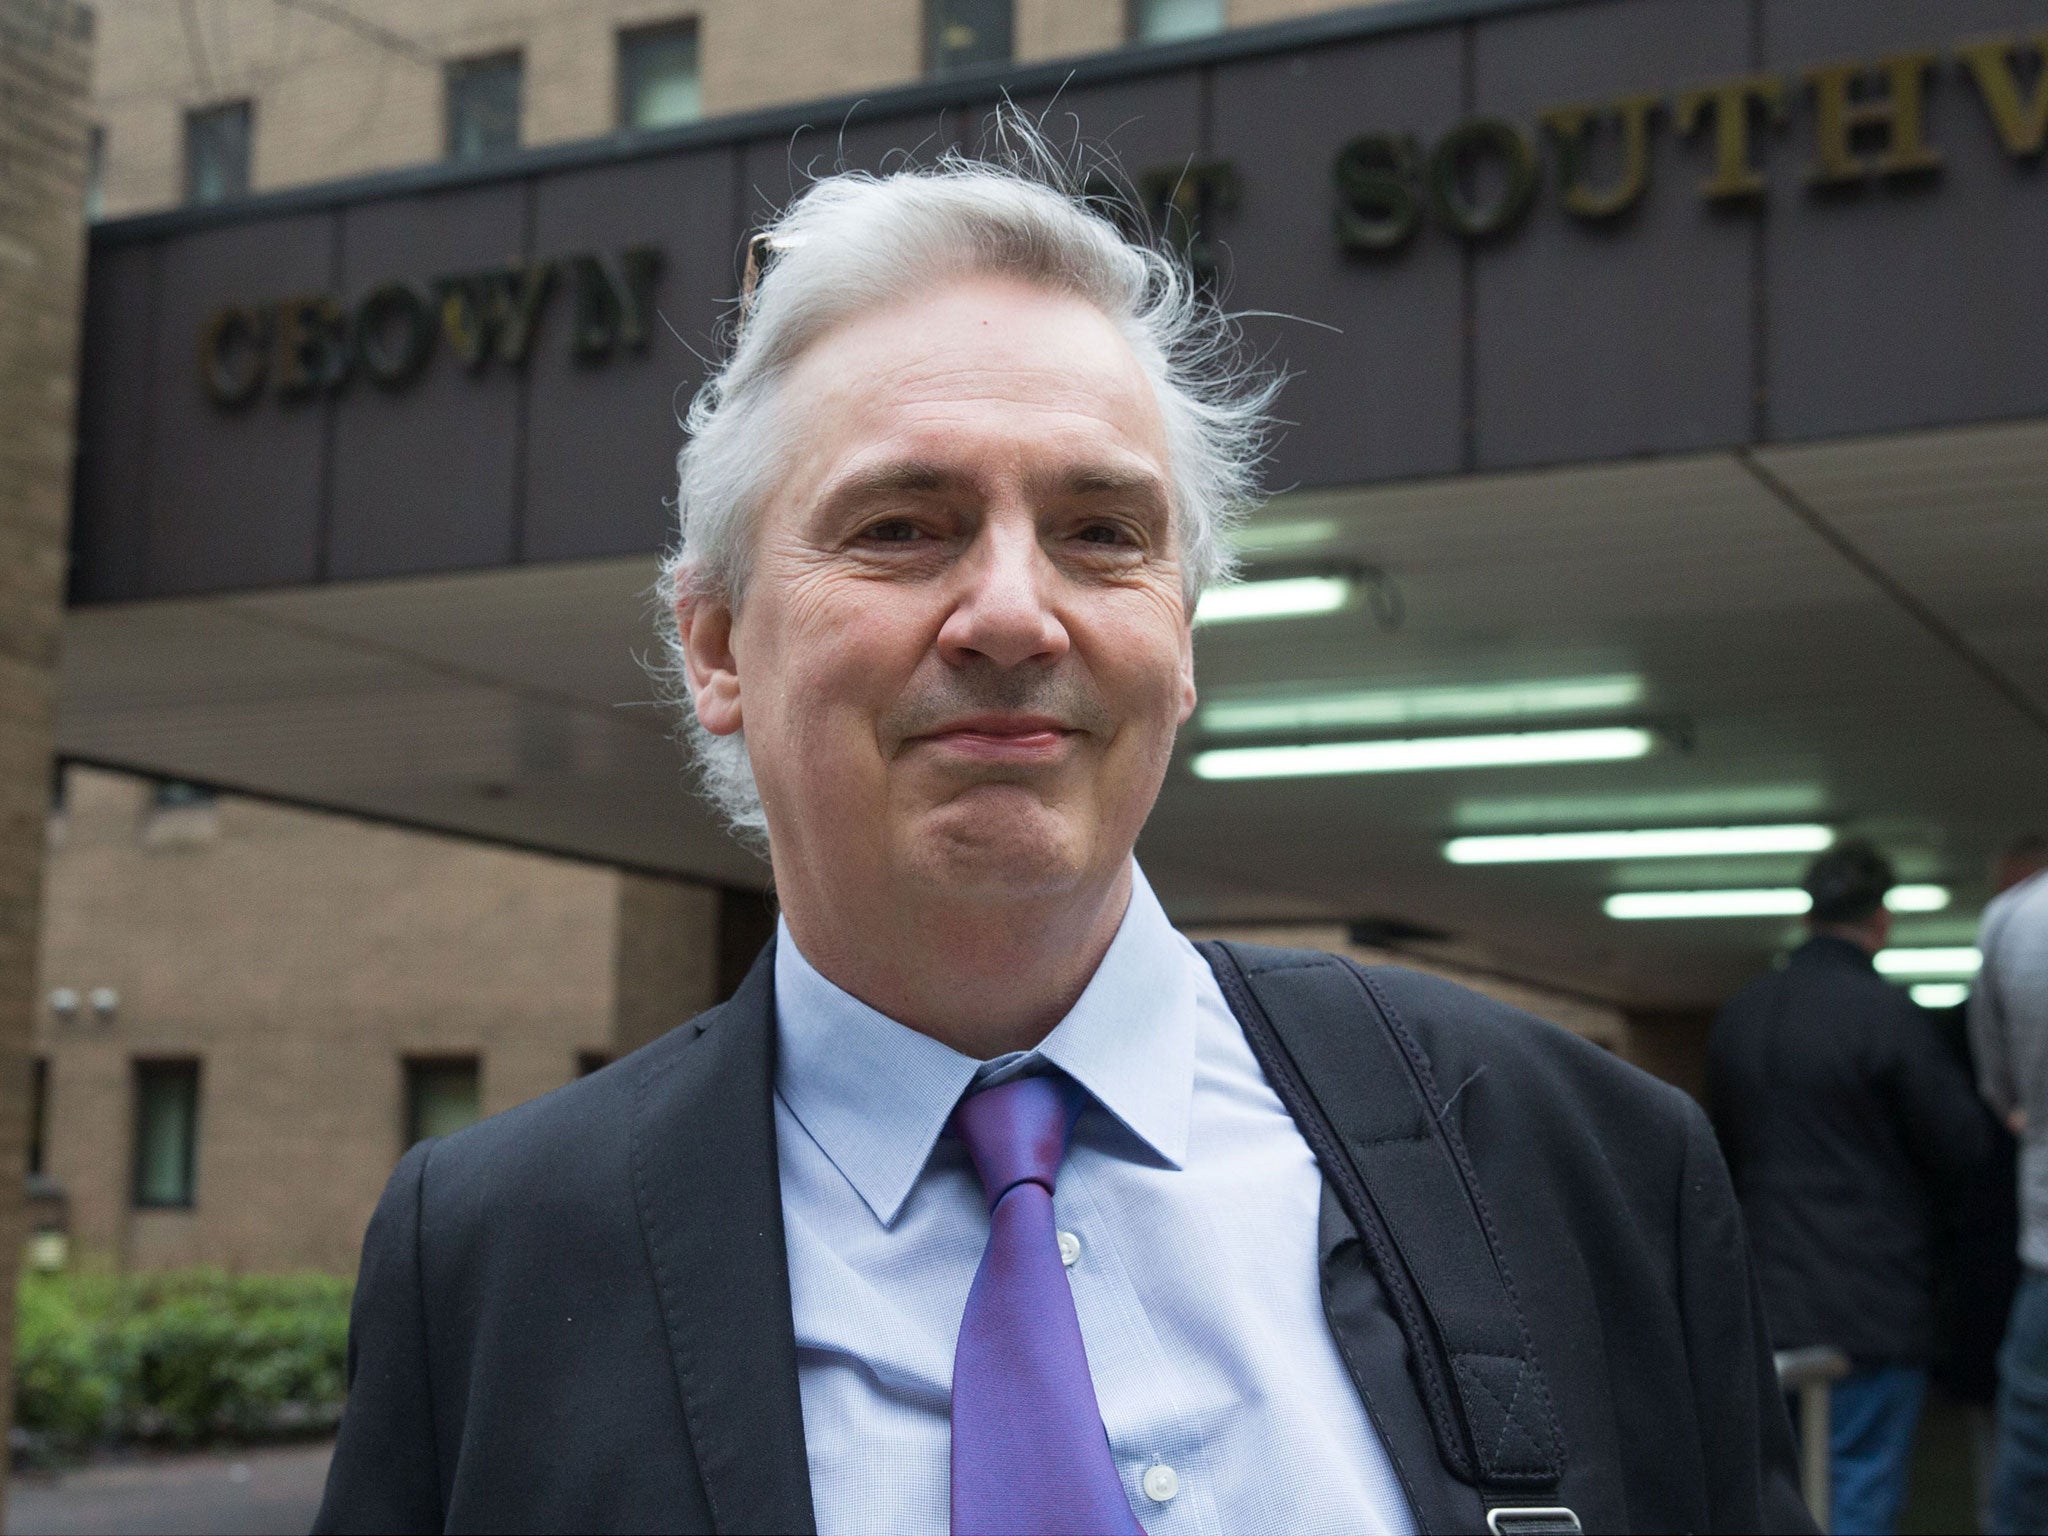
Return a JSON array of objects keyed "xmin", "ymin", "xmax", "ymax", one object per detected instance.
[
  {"xmin": 1454, "ymin": 784, "xmax": 1828, "ymax": 831},
  {"xmin": 1606, "ymin": 889, "xmax": 1811, "ymax": 920},
  {"xmin": 1194, "ymin": 575, "xmax": 1351, "ymax": 626},
  {"xmin": 1229, "ymin": 518, "xmax": 1339, "ymax": 554},
  {"xmin": 1910, "ymin": 983, "xmax": 1970, "ymax": 1008},
  {"xmin": 1604, "ymin": 883, "xmax": 1950, "ymax": 921},
  {"xmin": 1445, "ymin": 824, "xmax": 1836, "ymax": 865},
  {"xmin": 1874, "ymin": 946, "xmax": 1981, "ymax": 978},
  {"xmin": 1191, "ymin": 727, "xmax": 1653, "ymax": 781},
  {"xmin": 1200, "ymin": 674, "xmax": 1644, "ymax": 735},
  {"xmin": 1884, "ymin": 885, "xmax": 1952, "ymax": 913}
]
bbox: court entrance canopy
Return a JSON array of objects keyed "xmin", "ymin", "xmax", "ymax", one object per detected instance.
[{"xmin": 63, "ymin": 0, "xmax": 2048, "ymax": 1011}]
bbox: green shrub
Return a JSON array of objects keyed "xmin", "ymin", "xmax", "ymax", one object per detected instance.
[{"xmin": 14, "ymin": 1269, "xmax": 352, "ymax": 1454}]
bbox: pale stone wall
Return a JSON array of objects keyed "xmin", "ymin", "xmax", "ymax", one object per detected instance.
[
  {"xmin": 34, "ymin": 766, "xmax": 720, "ymax": 1274},
  {"xmin": 0, "ymin": 0, "xmax": 93, "ymax": 1509},
  {"xmin": 90, "ymin": 0, "xmax": 1401, "ymax": 217}
]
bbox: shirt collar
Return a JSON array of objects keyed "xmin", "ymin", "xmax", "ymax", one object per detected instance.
[{"xmin": 773, "ymin": 863, "xmax": 1196, "ymax": 1227}]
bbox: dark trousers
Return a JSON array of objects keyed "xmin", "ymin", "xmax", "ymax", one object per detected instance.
[{"xmin": 1994, "ymin": 1268, "xmax": 2048, "ymax": 1535}]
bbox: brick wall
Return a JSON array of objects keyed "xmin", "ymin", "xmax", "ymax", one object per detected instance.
[
  {"xmin": 90, "ymin": 0, "xmax": 1402, "ymax": 217},
  {"xmin": 34, "ymin": 766, "xmax": 721, "ymax": 1273},
  {"xmin": 0, "ymin": 0, "xmax": 93, "ymax": 1507}
]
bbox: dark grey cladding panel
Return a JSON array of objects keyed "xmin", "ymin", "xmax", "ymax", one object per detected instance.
[
  {"xmin": 71, "ymin": 242, "xmax": 156, "ymax": 602},
  {"xmin": 1212, "ymin": 29, "xmax": 1466, "ymax": 490},
  {"xmin": 145, "ymin": 214, "xmax": 333, "ymax": 594},
  {"xmin": 737, "ymin": 106, "xmax": 958, "ymax": 230},
  {"xmin": 327, "ymin": 182, "xmax": 527, "ymax": 581},
  {"xmin": 961, "ymin": 71, "xmax": 1203, "ymax": 172},
  {"xmin": 523, "ymin": 148, "xmax": 739, "ymax": 562},
  {"xmin": 1472, "ymin": 0, "xmax": 1753, "ymax": 469},
  {"xmin": 1764, "ymin": 0, "xmax": 2048, "ymax": 442}
]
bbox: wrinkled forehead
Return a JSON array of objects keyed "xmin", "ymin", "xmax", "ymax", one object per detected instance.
[{"xmin": 763, "ymin": 275, "xmax": 1173, "ymax": 515}]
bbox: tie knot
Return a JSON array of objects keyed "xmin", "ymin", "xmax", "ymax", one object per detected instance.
[{"xmin": 951, "ymin": 1073, "xmax": 1081, "ymax": 1209}]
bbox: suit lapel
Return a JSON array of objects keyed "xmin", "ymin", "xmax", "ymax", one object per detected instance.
[{"xmin": 632, "ymin": 939, "xmax": 817, "ymax": 1535}]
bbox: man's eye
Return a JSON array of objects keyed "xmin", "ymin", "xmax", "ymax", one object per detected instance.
[
  {"xmin": 1076, "ymin": 523, "xmax": 1135, "ymax": 546},
  {"xmin": 861, "ymin": 519, "xmax": 923, "ymax": 543}
]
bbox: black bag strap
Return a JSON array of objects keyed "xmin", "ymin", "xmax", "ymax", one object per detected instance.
[{"xmin": 1198, "ymin": 940, "xmax": 1566, "ymax": 1495}]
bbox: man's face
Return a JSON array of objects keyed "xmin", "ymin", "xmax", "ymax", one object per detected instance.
[{"xmin": 684, "ymin": 275, "xmax": 1196, "ymax": 909}]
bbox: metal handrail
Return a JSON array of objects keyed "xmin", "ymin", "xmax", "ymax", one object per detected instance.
[{"xmin": 1776, "ymin": 1346, "xmax": 1852, "ymax": 1532}]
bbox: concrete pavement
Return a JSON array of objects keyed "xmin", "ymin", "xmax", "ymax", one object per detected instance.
[{"xmin": 8, "ymin": 1440, "xmax": 331, "ymax": 1536}]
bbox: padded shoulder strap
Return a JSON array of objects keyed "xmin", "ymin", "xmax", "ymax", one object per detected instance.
[{"xmin": 1198, "ymin": 940, "xmax": 1565, "ymax": 1494}]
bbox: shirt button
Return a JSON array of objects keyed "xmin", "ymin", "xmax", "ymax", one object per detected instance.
[
  {"xmin": 1143, "ymin": 1464, "xmax": 1179, "ymax": 1504},
  {"xmin": 1058, "ymin": 1231, "xmax": 1081, "ymax": 1267}
]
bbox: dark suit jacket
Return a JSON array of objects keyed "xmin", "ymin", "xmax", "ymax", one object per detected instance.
[
  {"xmin": 316, "ymin": 943, "xmax": 1809, "ymax": 1534},
  {"xmin": 1708, "ymin": 936, "xmax": 1992, "ymax": 1364}
]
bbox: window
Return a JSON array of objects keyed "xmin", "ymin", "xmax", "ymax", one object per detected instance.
[
  {"xmin": 151, "ymin": 779, "xmax": 215, "ymax": 809},
  {"xmin": 619, "ymin": 21, "xmax": 701, "ymax": 132},
  {"xmin": 84, "ymin": 125, "xmax": 105, "ymax": 221},
  {"xmin": 28, "ymin": 1059, "xmax": 48, "ymax": 1178},
  {"xmin": 133, "ymin": 1060, "xmax": 200, "ymax": 1209},
  {"xmin": 406, "ymin": 1057, "xmax": 481, "ymax": 1145},
  {"xmin": 446, "ymin": 53, "xmax": 522, "ymax": 161},
  {"xmin": 184, "ymin": 101, "xmax": 250, "ymax": 206},
  {"xmin": 1132, "ymin": 0, "xmax": 1223, "ymax": 45},
  {"xmin": 926, "ymin": 0, "xmax": 1010, "ymax": 76}
]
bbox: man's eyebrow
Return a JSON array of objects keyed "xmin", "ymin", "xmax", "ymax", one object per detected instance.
[
  {"xmin": 818, "ymin": 461, "xmax": 961, "ymax": 511},
  {"xmin": 1055, "ymin": 466, "xmax": 1170, "ymax": 504}
]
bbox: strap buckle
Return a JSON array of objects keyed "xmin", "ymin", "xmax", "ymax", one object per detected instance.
[{"xmin": 1485, "ymin": 1508, "xmax": 1583, "ymax": 1536}]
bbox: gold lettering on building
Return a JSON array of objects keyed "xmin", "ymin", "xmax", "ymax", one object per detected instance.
[
  {"xmin": 1804, "ymin": 52, "xmax": 1943, "ymax": 186},
  {"xmin": 1957, "ymin": 32, "xmax": 2048, "ymax": 158},
  {"xmin": 1672, "ymin": 76, "xmax": 1788, "ymax": 201},
  {"xmin": 1542, "ymin": 93, "xmax": 1660, "ymax": 220}
]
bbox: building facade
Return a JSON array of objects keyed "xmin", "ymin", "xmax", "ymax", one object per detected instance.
[
  {"xmin": 30, "ymin": 764, "xmax": 777, "ymax": 1272},
  {"xmin": 88, "ymin": 0, "xmax": 1373, "ymax": 219}
]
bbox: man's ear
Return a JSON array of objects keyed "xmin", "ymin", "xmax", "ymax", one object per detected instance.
[
  {"xmin": 677, "ymin": 589, "xmax": 743, "ymax": 736},
  {"xmin": 1175, "ymin": 616, "xmax": 1198, "ymax": 726}
]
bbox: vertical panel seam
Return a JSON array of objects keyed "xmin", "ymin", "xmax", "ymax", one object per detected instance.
[
  {"xmin": 1459, "ymin": 20, "xmax": 1478, "ymax": 474},
  {"xmin": 509, "ymin": 176, "xmax": 538, "ymax": 564},
  {"xmin": 314, "ymin": 212, "xmax": 343, "ymax": 583},
  {"xmin": 1748, "ymin": 0, "xmax": 1768, "ymax": 445},
  {"xmin": 135, "ymin": 242, "xmax": 163, "ymax": 596}
]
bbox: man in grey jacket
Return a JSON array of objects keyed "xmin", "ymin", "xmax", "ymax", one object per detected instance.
[{"xmin": 1970, "ymin": 832, "xmax": 2048, "ymax": 1535}]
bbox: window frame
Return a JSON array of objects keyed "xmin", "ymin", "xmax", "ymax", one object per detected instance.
[
  {"xmin": 404, "ymin": 1054, "xmax": 483, "ymax": 1148},
  {"xmin": 183, "ymin": 99, "xmax": 252, "ymax": 207},
  {"xmin": 923, "ymin": 0, "xmax": 1013, "ymax": 78},
  {"xmin": 444, "ymin": 51, "xmax": 524, "ymax": 162},
  {"xmin": 28, "ymin": 1057, "xmax": 49, "ymax": 1178},
  {"xmin": 84, "ymin": 124, "xmax": 105, "ymax": 221},
  {"xmin": 1127, "ymin": 0, "xmax": 1226, "ymax": 46},
  {"xmin": 617, "ymin": 17, "xmax": 702, "ymax": 134},
  {"xmin": 131, "ymin": 1058, "xmax": 201, "ymax": 1211}
]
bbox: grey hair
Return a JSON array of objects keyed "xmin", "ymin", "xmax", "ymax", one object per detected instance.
[{"xmin": 656, "ymin": 127, "xmax": 1280, "ymax": 844}]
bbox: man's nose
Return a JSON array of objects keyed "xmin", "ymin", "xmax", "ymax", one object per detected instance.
[{"xmin": 935, "ymin": 522, "xmax": 1070, "ymax": 670}]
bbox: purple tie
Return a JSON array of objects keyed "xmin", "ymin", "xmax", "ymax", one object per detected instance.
[{"xmin": 949, "ymin": 1074, "xmax": 1146, "ymax": 1536}]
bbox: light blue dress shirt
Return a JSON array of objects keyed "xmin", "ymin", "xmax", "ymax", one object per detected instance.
[{"xmin": 773, "ymin": 864, "xmax": 1418, "ymax": 1536}]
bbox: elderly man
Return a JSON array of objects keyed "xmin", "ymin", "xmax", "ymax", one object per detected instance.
[{"xmin": 316, "ymin": 152, "xmax": 1807, "ymax": 1535}]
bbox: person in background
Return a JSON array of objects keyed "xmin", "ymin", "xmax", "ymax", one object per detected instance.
[
  {"xmin": 1711, "ymin": 839, "xmax": 1991, "ymax": 1536},
  {"xmin": 1926, "ymin": 984, "xmax": 2019, "ymax": 1535},
  {"xmin": 1970, "ymin": 832, "xmax": 2048, "ymax": 1535}
]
